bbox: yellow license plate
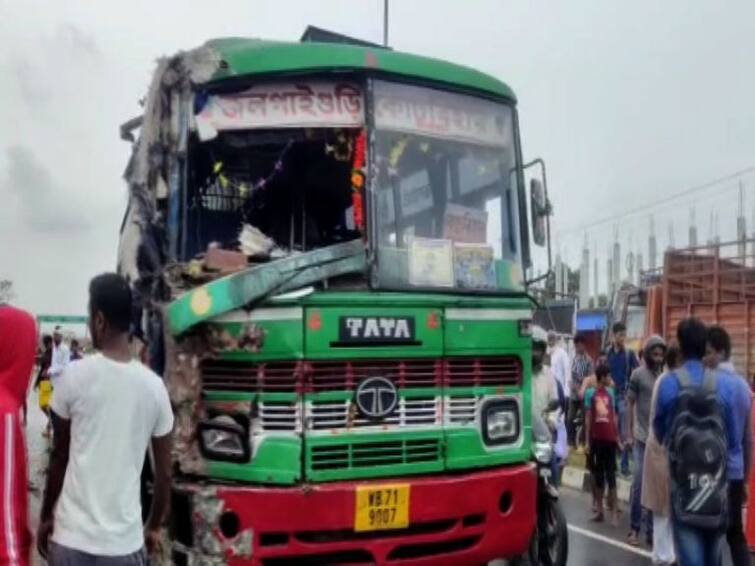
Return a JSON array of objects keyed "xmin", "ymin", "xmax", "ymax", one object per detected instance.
[{"xmin": 354, "ymin": 484, "xmax": 410, "ymax": 532}]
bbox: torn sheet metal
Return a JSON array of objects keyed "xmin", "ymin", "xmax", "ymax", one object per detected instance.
[
  {"xmin": 171, "ymin": 487, "xmax": 253, "ymax": 565},
  {"xmin": 162, "ymin": 324, "xmax": 208, "ymax": 476},
  {"xmin": 206, "ymin": 322, "xmax": 266, "ymax": 353},
  {"xmin": 168, "ymin": 239, "xmax": 366, "ymax": 335},
  {"xmin": 118, "ymin": 44, "xmax": 220, "ymax": 286},
  {"xmin": 162, "ymin": 305, "xmax": 267, "ymax": 475}
]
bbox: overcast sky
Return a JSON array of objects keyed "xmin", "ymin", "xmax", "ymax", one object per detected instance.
[{"xmin": 2, "ymin": 0, "xmax": 754, "ymax": 314}]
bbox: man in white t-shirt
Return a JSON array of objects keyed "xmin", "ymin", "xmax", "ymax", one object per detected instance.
[
  {"xmin": 532, "ymin": 328, "xmax": 559, "ymax": 425},
  {"xmin": 37, "ymin": 273, "xmax": 174, "ymax": 564},
  {"xmin": 548, "ymin": 332, "xmax": 571, "ymax": 401},
  {"xmin": 48, "ymin": 327, "xmax": 70, "ymax": 384}
]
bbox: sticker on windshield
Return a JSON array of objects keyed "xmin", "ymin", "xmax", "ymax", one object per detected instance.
[
  {"xmin": 408, "ymin": 237, "xmax": 454, "ymax": 288},
  {"xmin": 454, "ymin": 243, "xmax": 497, "ymax": 289},
  {"xmin": 443, "ymin": 203, "xmax": 488, "ymax": 244}
]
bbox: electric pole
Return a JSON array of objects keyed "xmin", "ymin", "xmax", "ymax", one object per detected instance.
[{"xmin": 383, "ymin": 0, "xmax": 389, "ymax": 47}]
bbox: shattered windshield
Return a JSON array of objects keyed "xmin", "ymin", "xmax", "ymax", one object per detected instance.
[
  {"xmin": 184, "ymin": 81, "xmax": 367, "ymax": 263},
  {"xmin": 370, "ymin": 80, "xmax": 523, "ymax": 293},
  {"xmin": 179, "ymin": 79, "xmax": 522, "ymax": 295}
]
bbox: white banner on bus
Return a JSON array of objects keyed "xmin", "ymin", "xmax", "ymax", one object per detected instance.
[
  {"xmin": 374, "ymin": 80, "xmax": 509, "ymax": 147},
  {"xmin": 195, "ymin": 82, "xmax": 364, "ymax": 139}
]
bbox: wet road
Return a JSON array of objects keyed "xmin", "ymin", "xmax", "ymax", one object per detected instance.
[
  {"xmin": 27, "ymin": 390, "xmax": 47, "ymax": 566},
  {"xmin": 560, "ymin": 488, "xmax": 652, "ymax": 565},
  {"xmin": 560, "ymin": 486, "xmax": 735, "ymax": 566}
]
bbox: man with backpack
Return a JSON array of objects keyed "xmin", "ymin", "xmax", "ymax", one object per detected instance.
[
  {"xmin": 605, "ymin": 322, "xmax": 639, "ymax": 476},
  {"xmin": 653, "ymin": 319, "xmax": 752, "ymax": 566}
]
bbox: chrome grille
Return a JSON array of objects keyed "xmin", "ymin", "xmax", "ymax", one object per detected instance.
[
  {"xmin": 306, "ymin": 397, "xmax": 439, "ymax": 430},
  {"xmin": 257, "ymin": 401, "xmax": 300, "ymax": 432},
  {"xmin": 202, "ymin": 357, "xmax": 521, "ymax": 433},
  {"xmin": 445, "ymin": 396, "xmax": 479, "ymax": 426}
]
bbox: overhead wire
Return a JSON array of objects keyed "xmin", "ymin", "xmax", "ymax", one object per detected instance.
[{"xmin": 554, "ymin": 165, "xmax": 755, "ymax": 239}]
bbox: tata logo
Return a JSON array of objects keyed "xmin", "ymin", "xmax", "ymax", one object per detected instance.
[
  {"xmin": 338, "ymin": 316, "xmax": 416, "ymax": 345},
  {"xmin": 355, "ymin": 376, "xmax": 399, "ymax": 419}
]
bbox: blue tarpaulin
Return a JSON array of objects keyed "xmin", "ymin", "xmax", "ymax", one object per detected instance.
[{"xmin": 576, "ymin": 311, "xmax": 608, "ymax": 331}]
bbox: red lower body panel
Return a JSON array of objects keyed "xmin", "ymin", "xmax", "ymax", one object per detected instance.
[{"xmin": 179, "ymin": 464, "xmax": 537, "ymax": 566}]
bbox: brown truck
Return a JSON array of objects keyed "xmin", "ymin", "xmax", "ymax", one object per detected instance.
[{"xmin": 612, "ymin": 239, "xmax": 755, "ymax": 382}]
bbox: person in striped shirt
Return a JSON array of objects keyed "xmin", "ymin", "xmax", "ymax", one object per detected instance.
[{"xmin": 568, "ymin": 333, "xmax": 594, "ymax": 447}]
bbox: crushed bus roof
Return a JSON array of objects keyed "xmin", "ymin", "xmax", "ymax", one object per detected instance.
[{"xmin": 204, "ymin": 37, "xmax": 517, "ymax": 102}]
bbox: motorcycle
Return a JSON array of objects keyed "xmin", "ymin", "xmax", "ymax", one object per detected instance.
[{"xmin": 526, "ymin": 409, "xmax": 569, "ymax": 566}]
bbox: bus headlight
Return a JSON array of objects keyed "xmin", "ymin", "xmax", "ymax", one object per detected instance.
[
  {"xmin": 198, "ymin": 415, "xmax": 251, "ymax": 463},
  {"xmin": 482, "ymin": 399, "xmax": 520, "ymax": 445}
]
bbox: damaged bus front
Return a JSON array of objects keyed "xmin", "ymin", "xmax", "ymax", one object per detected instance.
[{"xmin": 119, "ymin": 37, "xmax": 550, "ymax": 565}]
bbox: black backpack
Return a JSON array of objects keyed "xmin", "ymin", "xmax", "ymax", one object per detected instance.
[{"xmin": 667, "ymin": 367, "xmax": 728, "ymax": 531}]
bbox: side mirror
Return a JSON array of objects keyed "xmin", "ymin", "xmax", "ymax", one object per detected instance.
[
  {"xmin": 521, "ymin": 157, "xmax": 552, "ymax": 286},
  {"xmin": 530, "ymin": 179, "xmax": 549, "ymax": 247}
]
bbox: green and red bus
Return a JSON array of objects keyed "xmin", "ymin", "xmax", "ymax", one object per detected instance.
[{"xmin": 118, "ymin": 32, "xmax": 550, "ymax": 565}]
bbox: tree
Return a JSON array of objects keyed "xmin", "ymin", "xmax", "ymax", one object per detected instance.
[{"xmin": 0, "ymin": 280, "xmax": 13, "ymax": 304}]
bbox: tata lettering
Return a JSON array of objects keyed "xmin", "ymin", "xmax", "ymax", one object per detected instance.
[{"xmin": 338, "ymin": 316, "xmax": 416, "ymax": 344}]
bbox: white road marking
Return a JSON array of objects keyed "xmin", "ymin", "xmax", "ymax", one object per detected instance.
[{"xmin": 567, "ymin": 523, "xmax": 653, "ymax": 558}]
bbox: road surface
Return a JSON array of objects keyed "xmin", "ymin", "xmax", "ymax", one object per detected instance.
[
  {"xmin": 560, "ymin": 488, "xmax": 652, "ymax": 565},
  {"xmin": 560, "ymin": 485, "xmax": 735, "ymax": 565},
  {"xmin": 27, "ymin": 390, "xmax": 47, "ymax": 566}
]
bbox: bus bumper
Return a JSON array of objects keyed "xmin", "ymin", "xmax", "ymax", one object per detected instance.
[{"xmin": 171, "ymin": 463, "xmax": 536, "ymax": 565}]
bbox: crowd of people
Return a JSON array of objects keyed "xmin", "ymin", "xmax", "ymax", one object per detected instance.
[
  {"xmin": 535, "ymin": 320, "xmax": 753, "ymax": 566},
  {"xmin": 33, "ymin": 329, "xmax": 82, "ymax": 437},
  {"xmin": 0, "ymin": 273, "xmax": 172, "ymax": 566},
  {"xmin": 0, "ymin": 274, "xmax": 753, "ymax": 565}
]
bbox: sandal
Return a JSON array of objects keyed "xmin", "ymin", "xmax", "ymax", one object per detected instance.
[
  {"xmin": 627, "ymin": 531, "xmax": 640, "ymax": 546},
  {"xmin": 590, "ymin": 511, "xmax": 604, "ymax": 523}
]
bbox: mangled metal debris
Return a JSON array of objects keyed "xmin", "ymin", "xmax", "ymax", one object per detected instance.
[
  {"xmin": 119, "ymin": 44, "xmax": 221, "ymax": 287},
  {"xmin": 168, "ymin": 239, "xmax": 366, "ymax": 335}
]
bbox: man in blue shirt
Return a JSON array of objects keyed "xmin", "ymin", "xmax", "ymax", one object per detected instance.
[
  {"xmin": 704, "ymin": 325, "xmax": 752, "ymax": 566},
  {"xmin": 605, "ymin": 322, "xmax": 639, "ymax": 476},
  {"xmin": 654, "ymin": 318, "xmax": 752, "ymax": 566}
]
